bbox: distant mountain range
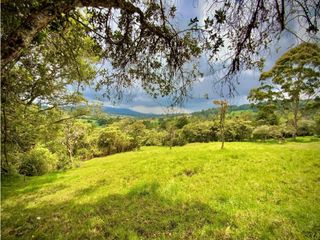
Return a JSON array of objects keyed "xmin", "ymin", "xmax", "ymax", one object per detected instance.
[
  {"xmin": 191, "ymin": 104, "xmax": 257, "ymax": 117},
  {"xmin": 102, "ymin": 106, "xmax": 160, "ymax": 118},
  {"xmin": 102, "ymin": 104, "xmax": 256, "ymax": 118}
]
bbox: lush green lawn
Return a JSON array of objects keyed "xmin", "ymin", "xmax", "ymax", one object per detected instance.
[{"xmin": 2, "ymin": 139, "xmax": 320, "ymax": 239}]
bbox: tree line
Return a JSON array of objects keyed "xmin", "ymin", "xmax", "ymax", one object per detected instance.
[
  {"xmin": 1, "ymin": 42, "xmax": 320, "ymax": 176},
  {"xmin": 5, "ymin": 97, "xmax": 320, "ymax": 177}
]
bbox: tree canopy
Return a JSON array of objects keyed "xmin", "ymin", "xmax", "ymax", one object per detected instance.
[
  {"xmin": 200, "ymin": 0, "xmax": 319, "ymax": 83},
  {"xmin": 1, "ymin": 0, "xmax": 202, "ymax": 102},
  {"xmin": 1, "ymin": 0, "xmax": 319, "ymax": 95},
  {"xmin": 248, "ymin": 42, "xmax": 320, "ymax": 137}
]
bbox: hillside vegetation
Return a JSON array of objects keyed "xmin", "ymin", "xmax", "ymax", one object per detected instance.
[{"xmin": 2, "ymin": 139, "xmax": 320, "ymax": 239}]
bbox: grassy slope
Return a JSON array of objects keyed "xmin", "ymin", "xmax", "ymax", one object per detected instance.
[{"xmin": 2, "ymin": 139, "xmax": 320, "ymax": 239}]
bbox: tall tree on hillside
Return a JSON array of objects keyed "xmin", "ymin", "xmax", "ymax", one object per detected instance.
[
  {"xmin": 248, "ymin": 43, "xmax": 320, "ymax": 139},
  {"xmin": 213, "ymin": 100, "xmax": 228, "ymax": 149}
]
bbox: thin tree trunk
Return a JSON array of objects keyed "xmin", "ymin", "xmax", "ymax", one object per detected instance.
[
  {"xmin": 221, "ymin": 137, "xmax": 225, "ymax": 149},
  {"xmin": 220, "ymin": 122, "xmax": 224, "ymax": 149},
  {"xmin": 293, "ymin": 99, "xmax": 299, "ymax": 140},
  {"xmin": 66, "ymin": 140, "xmax": 73, "ymax": 164},
  {"xmin": 1, "ymin": 102, "xmax": 10, "ymax": 169}
]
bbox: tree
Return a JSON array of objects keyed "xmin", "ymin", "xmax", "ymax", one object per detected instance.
[
  {"xmin": 1, "ymin": 18, "xmax": 98, "ymax": 171},
  {"xmin": 125, "ymin": 121, "xmax": 147, "ymax": 149},
  {"xmin": 254, "ymin": 103, "xmax": 280, "ymax": 126},
  {"xmin": 165, "ymin": 121, "xmax": 177, "ymax": 149},
  {"xmin": 213, "ymin": 100, "xmax": 228, "ymax": 149},
  {"xmin": 2, "ymin": 1, "xmax": 319, "ymax": 91},
  {"xmin": 63, "ymin": 120, "xmax": 87, "ymax": 164},
  {"xmin": 175, "ymin": 116, "xmax": 189, "ymax": 129},
  {"xmin": 1, "ymin": 1, "xmax": 201, "ymax": 103},
  {"xmin": 200, "ymin": 0, "xmax": 319, "ymax": 85},
  {"xmin": 248, "ymin": 43, "xmax": 320, "ymax": 139}
]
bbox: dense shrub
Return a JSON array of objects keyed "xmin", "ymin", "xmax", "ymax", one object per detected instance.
[
  {"xmin": 252, "ymin": 125, "xmax": 270, "ymax": 140},
  {"xmin": 279, "ymin": 124, "xmax": 295, "ymax": 138},
  {"xmin": 252, "ymin": 125, "xmax": 288, "ymax": 140},
  {"xmin": 143, "ymin": 129, "xmax": 166, "ymax": 146},
  {"xmin": 182, "ymin": 121, "xmax": 218, "ymax": 143},
  {"xmin": 56, "ymin": 155, "xmax": 71, "ymax": 170},
  {"xmin": 268, "ymin": 125, "xmax": 283, "ymax": 139},
  {"xmin": 124, "ymin": 121, "xmax": 147, "ymax": 148},
  {"xmin": 297, "ymin": 120, "xmax": 316, "ymax": 136},
  {"xmin": 98, "ymin": 127, "xmax": 136, "ymax": 155},
  {"xmin": 19, "ymin": 146, "xmax": 58, "ymax": 176},
  {"xmin": 224, "ymin": 120, "xmax": 253, "ymax": 141},
  {"xmin": 315, "ymin": 114, "xmax": 320, "ymax": 136},
  {"xmin": 73, "ymin": 128, "xmax": 100, "ymax": 160},
  {"xmin": 175, "ymin": 116, "xmax": 189, "ymax": 129},
  {"xmin": 163, "ymin": 129, "xmax": 187, "ymax": 146}
]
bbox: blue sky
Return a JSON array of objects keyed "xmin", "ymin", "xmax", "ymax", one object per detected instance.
[{"xmin": 83, "ymin": 0, "xmax": 298, "ymax": 114}]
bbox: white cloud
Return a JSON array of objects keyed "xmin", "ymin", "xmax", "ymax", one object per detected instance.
[
  {"xmin": 82, "ymin": 1, "xmax": 300, "ymax": 113},
  {"xmin": 130, "ymin": 105, "xmax": 192, "ymax": 114}
]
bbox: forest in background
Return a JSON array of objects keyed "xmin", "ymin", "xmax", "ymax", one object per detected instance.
[
  {"xmin": 1, "ymin": 0, "xmax": 319, "ymax": 176},
  {"xmin": 3, "ymin": 95, "xmax": 319, "ymax": 177},
  {"xmin": 3, "ymin": 41, "xmax": 320, "ymax": 177}
]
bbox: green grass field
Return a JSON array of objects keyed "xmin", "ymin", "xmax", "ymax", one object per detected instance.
[{"xmin": 2, "ymin": 139, "xmax": 320, "ymax": 239}]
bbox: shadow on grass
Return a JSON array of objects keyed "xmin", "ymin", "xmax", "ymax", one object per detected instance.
[
  {"xmin": 251, "ymin": 136, "xmax": 320, "ymax": 145},
  {"xmin": 2, "ymin": 182, "xmax": 224, "ymax": 239},
  {"xmin": 1, "ymin": 172, "xmax": 67, "ymax": 200}
]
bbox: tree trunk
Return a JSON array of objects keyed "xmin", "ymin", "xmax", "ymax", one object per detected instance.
[
  {"xmin": 221, "ymin": 137, "xmax": 225, "ymax": 149},
  {"xmin": 1, "ymin": 2, "xmax": 74, "ymax": 72},
  {"xmin": 293, "ymin": 99, "xmax": 299, "ymax": 140},
  {"xmin": 66, "ymin": 139, "xmax": 73, "ymax": 164},
  {"xmin": 1, "ymin": 100, "xmax": 10, "ymax": 169},
  {"xmin": 220, "ymin": 123, "xmax": 225, "ymax": 149}
]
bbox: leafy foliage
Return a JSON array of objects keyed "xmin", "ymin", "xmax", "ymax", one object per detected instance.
[
  {"xmin": 19, "ymin": 146, "xmax": 58, "ymax": 176},
  {"xmin": 248, "ymin": 43, "xmax": 320, "ymax": 137},
  {"xmin": 98, "ymin": 127, "xmax": 136, "ymax": 156},
  {"xmin": 201, "ymin": 0, "xmax": 319, "ymax": 83}
]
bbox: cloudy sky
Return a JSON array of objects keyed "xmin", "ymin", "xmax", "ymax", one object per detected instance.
[{"xmin": 83, "ymin": 0, "xmax": 299, "ymax": 114}]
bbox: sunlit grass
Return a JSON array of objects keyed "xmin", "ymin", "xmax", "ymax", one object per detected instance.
[{"xmin": 2, "ymin": 138, "xmax": 320, "ymax": 239}]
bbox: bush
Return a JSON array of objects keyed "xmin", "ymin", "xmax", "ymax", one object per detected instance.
[
  {"xmin": 19, "ymin": 146, "xmax": 58, "ymax": 176},
  {"xmin": 98, "ymin": 127, "xmax": 136, "ymax": 155},
  {"xmin": 279, "ymin": 124, "xmax": 295, "ymax": 138},
  {"xmin": 56, "ymin": 155, "xmax": 71, "ymax": 170},
  {"xmin": 252, "ymin": 125, "xmax": 270, "ymax": 140},
  {"xmin": 315, "ymin": 113, "xmax": 320, "ymax": 136},
  {"xmin": 143, "ymin": 129, "xmax": 166, "ymax": 146},
  {"xmin": 297, "ymin": 120, "xmax": 316, "ymax": 136},
  {"xmin": 269, "ymin": 125, "xmax": 283, "ymax": 139},
  {"xmin": 163, "ymin": 129, "xmax": 187, "ymax": 147},
  {"xmin": 225, "ymin": 120, "xmax": 253, "ymax": 141},
  {"xmin": 182, "ymin": 121, "xmax": 218, "ymax": 143}
]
